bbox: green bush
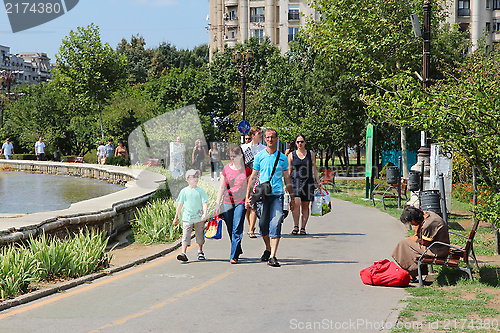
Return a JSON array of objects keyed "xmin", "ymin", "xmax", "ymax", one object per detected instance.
[
  {"xmin": 0, "ymin": 246, "xmax": 38, "ymax": 300},
  {"xmin": 133, "ymin": 199, "xmax": 181, "ymax": 244},
  {"xmin": 104, "ymin": 155, "xmax": 130, "ymax": 166},
  {"xmin": 452, "ymin": 183, "xmax": 473, "ymax": 204}
]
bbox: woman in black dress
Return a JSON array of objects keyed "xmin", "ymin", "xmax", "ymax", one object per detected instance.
[
  {"xmin": 192, "ymin": 139, "xmax": 207, "ymax": 174},
  {"xmin": 288, "ymin": 134, "xmax": 321, "ymax": 235}
]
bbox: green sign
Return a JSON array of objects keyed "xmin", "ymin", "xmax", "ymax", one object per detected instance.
[{"xmin": 365, "ymin": 124, "xmax": 375, "ymax": 177}]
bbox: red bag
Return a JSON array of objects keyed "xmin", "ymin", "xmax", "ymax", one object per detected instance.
[{"xmin": 360, "ymin": 259, "xmax": 410, "ymax": 287}]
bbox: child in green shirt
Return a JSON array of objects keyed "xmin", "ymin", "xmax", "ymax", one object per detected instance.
[{"xmin": 173, "ymin": 169, "xmax": 209, "ymax": 261}]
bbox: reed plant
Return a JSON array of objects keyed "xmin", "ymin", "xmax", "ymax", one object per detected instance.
[
  {"xmin": 133, "ymin": 198, "xmax": 181, "ymax": 244},
  {"xmin": 66, "ymin": 229, "xmax": 111, "ymax": 277},
  {"xmin": 28, "ymin": 235, "xmax": 73, "ymax": 280},
  {"xmin": 0, "ymin": 246, "xmax": 38, "ymax": 300}
]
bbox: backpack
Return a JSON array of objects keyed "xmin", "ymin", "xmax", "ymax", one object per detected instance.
[{"xmin": 360, "ymin": 259, "xmax": 410, "ymax": 287}]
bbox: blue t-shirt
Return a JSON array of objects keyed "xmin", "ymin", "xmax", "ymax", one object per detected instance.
[
  {"xmin": 176, "ymin": 186, "xmax": 209, "ymax": 223},
  {"xmin": 253, "ymin": 149, "xmax": 288, "ymax": 195}
]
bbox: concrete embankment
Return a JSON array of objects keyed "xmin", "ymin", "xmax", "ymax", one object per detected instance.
[{"xmin": 0, "ymin": 160, "xmax": 165, "ymax": 245}]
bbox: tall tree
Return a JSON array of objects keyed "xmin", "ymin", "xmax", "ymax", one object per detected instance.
[{"xmin": 54, "ymin": 23, "xmax": 128, "ymax": 138}]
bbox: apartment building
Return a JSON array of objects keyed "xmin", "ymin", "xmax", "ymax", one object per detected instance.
[
  {"xmin": 0, "ymin": 46, "xmax": 52, "ymax": 86},
  {"xmin": 208, "ymin": 0, "xmax": 319, "ymax": 59},
  {"xmin": 445, "ymin": 0, "xmax": 500, "ymax": 50}
]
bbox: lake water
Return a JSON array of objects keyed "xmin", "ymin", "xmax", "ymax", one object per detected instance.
[{"xmin": 0, "ymin": 171, "xmax": 124, "ymax": 214}]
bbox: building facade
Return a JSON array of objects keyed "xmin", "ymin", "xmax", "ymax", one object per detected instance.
[
  {"xmin": 445, "ymin": 0, "xmax": 500, "ymax": 50},
  {"xmin": 0, "ymin": 46, "xmax": 52, "ymax": 86},
  {"xmin": 208, "ymin": 0, "xmax": 319, "ymax": 59}
]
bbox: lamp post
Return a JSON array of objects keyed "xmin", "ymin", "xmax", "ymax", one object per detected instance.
[{"xmin": 233, "ymin": 49, "xmax": 253, "ymax": 124}]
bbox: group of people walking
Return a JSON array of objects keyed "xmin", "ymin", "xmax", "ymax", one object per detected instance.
[{"xmin": 174, "ymin": 126, "xmax": 322, "ymax": 268}]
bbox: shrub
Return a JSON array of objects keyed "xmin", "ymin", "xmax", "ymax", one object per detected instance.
[
  {"xmin": 0, "ymin": 246, "xmax": 38, "ymax": 300},
  {"xmin": 105, "ymin": 155, "xmax": 130, "ymax": 166},
  {"xmin": 133, "ymin": 199, "xmax": 181, "ymax": 244},
  {"xmin": 451, "ymin": 183, "xmax": 473, "ymax": 204}
]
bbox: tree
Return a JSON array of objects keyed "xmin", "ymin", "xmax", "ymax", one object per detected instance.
[
  {"xmin": 54, "ymin": 23, "xmax": 128, "ymax": 138},
  {"xmin": 116, "ymin": 34, "xmax": 152, "ymax": 85},
  {"xmin": 363, "ymin": 50, "xmax": 500, "ymax": 226}
]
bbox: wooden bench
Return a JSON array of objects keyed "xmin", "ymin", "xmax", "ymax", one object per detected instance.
[
  {"xmin": 67, "ymin": 156, "xmax": 84, "ymax": 163},
  {"xmin": 371, "ymin": 179, "xmax": 408, "ymax": 210},
  {"xmin": 320, "ymin": 169, "xmax": 336, "ymax": 192},
  {"xmin": 417, "ymin": 218, "xmax": 480, "ymax": 287},
  {"xmin": 143, "ymin": 158, "xmax": 159, "ymax": 166}
]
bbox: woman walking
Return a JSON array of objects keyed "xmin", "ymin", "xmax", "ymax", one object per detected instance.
[
  {"xmin": 288, "ymin": 134, "xmax": 321, "ymax": 235},
  {"xmin": 209, "ymin": 142, "xmax": 221, "ymax": 181},
  {"xmin": 192, "ymin": 139, "xmax": 207, "ymax": 174},
  {"xmin": 214, "ymin": 146, "xmax": 251, "ymax": 263}
]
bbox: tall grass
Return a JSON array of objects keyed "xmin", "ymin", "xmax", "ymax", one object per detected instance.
[
  {"xmin": 133, "ymin": 199, "xmax": 181, "ymax": 244},
  {"xmin": 0, "ymin": 229, "xmax": 111, "ymax": 301}
]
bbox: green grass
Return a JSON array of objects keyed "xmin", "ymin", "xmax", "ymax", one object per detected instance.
[{"xmin": 332, "ymin": 179, "xmax": 500, "ymax": 332}]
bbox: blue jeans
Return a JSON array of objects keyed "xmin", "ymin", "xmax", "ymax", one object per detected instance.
[
  {"xmin": 222, "ymin": 202, "xmax": 246, "ymax": 260},
  {"xmin": 258, "ymin": 194, "xmax": 284, "ymax": 238}
]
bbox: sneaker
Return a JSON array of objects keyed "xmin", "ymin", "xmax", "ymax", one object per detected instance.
[
  {"xmin": 261, "ymin": 249, "xmax": 271, "ymax": 262},
  {"xmin": 230, "ymin": 258, "xmax": 238, "ymax": 264},
  {"xmin": 211, "ymin": 178, "xmax": 214, "ymax": 181},
  {"xmin": 217, "ymin": 177, "xmax": 220, "ymax": 181},
  {"xmin": 268, "ymin": 256, "xmax": 281, "ymax": 267},
  {"xmin": 198, "ymin": 251, "xmax": 206, "ymax": 260},
  {"xmin": 177, "ymin": 253, "xmax": 188, "ymax": 262}
]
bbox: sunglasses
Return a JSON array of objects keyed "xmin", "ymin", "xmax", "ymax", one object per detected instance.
[
  {"xmin": 189, "ymin": 175, "xmax": 200, "ymax": 179},
  {"xmin": 245, "ymin": 138, "xmax": 251, "ymax": 141},
  {"xmin": 296, "ymin": 140, "xmax": 305, "ymax": 144}
]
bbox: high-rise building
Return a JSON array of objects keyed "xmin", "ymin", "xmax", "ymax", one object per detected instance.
[
  {"xmin": 445, "ymin": 0, "xmax": 500, "ymax": 51},
  {"xmin": 208, "ymin": 0, "xmax": 319, "ymax": 60}
]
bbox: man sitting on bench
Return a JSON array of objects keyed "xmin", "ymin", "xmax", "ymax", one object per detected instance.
[{"xmin": 391, "ymin": 206, "xmax": 449, "ymax": 280}]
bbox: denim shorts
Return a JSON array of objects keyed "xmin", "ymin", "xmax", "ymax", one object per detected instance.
[{"xmin": 258, "ymin": 194, "xmax": 284, "ymax": 238}]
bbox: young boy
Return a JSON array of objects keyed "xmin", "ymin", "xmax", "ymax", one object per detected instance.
[{"xmin": 173, "ymin": 169, "xmax": 209, "ymax": 262}]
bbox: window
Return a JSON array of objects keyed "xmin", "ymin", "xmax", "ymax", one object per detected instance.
[
  {"xmin": 288, "ymin": 27, "xmax": 299, "ymax": 42},
  {"xmin": 226, "ymin": 9, "xmax": 237, "ymax": 21},
  {"xmin": 486, "ymin": 22, "xmax": 491, "ymax": 32},
  {"xmin": 250, "ymin": 29, "xmax": 264, "ymax": 42},
  {"xmin": 250, "ymin": 7, "xmax": 264, "ymax": 22},
  {"xmin": 494, "ymin": 0, "xmax": 500, "ymax": 9},
  {"xmin": 288, "ymin": 5, "xmax": 300, "ymax": 20},
  {"xmin": 458, "ymin": 0, "xmax": 470, "ymax": 16},
  {"xmin": 487, "ymin": 0, "xmax": 491, "ymax": 9}
]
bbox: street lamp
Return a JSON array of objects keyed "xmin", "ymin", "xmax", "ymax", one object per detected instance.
[{"xmin": 233, "ymin": 49, "xmax": 253, "ymax": 124}]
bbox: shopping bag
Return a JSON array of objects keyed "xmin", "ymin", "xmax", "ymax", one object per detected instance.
[
  {"xmin": 311, "ymin": 188, "xmax": 331, "ymax": 216},
  {"xmin": 205, "ymin": 215, "xmax": 223, "ymax": 239},
  {"xmin": 360, "ymin": 259, "xmax": 410, "ymax": 287}
]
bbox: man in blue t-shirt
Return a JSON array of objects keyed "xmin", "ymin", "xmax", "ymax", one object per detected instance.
[{"xmin": 245, "ymin": 128, "xmax": 295, "ymax": 267}]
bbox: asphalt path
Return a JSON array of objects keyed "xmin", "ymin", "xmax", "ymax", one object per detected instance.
[{"xmin": 0, "ymin": 197, "xmax": 408, "ymax": 333}]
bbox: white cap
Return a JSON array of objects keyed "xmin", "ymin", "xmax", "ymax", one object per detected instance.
[{"xmin": 185, "ymin": 169, "xmax": 200, "ymax": 180}]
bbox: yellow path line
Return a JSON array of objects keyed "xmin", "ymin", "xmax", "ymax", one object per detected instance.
[
  {"xmin": 89, "ymin": 270, "xmax": 233, "ymax": 332},
  {"xmin": 0, "ymin": 251, "xmax": 179, "ymax": 321}
]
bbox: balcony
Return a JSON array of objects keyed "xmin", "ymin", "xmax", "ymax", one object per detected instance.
[
  {"xmin": 250, "ymin": 15, "xmax": 265, "ymax": 22},
  {"xmin": 288, "ymin": 12, "xmax": 300, "ymax": 20},
  {"xmin": 458, "ymin": 8, "xmax": 470, "ymax": 16},
  {"xmin": 225, "ymin": 0, "xmax": 238, "ymax": 6}
]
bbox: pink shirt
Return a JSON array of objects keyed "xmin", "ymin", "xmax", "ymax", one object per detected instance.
[{"xmin": 222, "ymin": 165, "xmax": 252, "ymax": 205}]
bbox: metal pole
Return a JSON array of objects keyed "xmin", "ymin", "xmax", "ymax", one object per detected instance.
[
  {"xmin": 398, "ymin": 156, "xmax": 402, "ymax": 209},
  {"xmin": 422, "ymin": 0, "xmax": 431, "ymax": 90},
  {"xmin": 438, "ymin": 172, "xmax": 448, "ymax": 224},
  {"xmin": 241, "ymin": 69, "xmax": 246, "ymax": 121}
]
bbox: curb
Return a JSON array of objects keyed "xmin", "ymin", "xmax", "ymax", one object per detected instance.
[{"xmin": 0, "ymin": 238, "xmax": 183, "ymax": 312}]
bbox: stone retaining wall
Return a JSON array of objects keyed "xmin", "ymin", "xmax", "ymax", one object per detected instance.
[{"xmin": 0, "ymin": 161, "xmax": 165, "ymax": 246}]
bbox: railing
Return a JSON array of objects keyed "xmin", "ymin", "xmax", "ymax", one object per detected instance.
[
  {"xmin": 250, "ymin": 15, "xmax": 265, "ymax": 22},
  {"xmin": 458, "ymin": 8, "xmax": 470, "ymax": 16},
  {"xmin": 288, "ymin": 12, "xmax": 300, "ymax": 20}
]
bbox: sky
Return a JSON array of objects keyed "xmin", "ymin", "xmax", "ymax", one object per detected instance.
[{"xmin": 0, "ymin": 0, "xmax": 210, "ymax": 62}]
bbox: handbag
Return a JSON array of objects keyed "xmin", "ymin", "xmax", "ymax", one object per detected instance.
[
  {"xmin": 205, "ymin": 215, "xmax": 223, "ymax": 239},
  {"xmin": 311, "ymin": 188, "xmax": 331, "ymax": 216},
  {"xmin": 252, "ymin": 152, "xmax": 280, "ymax": 203},
  {"xmin": 360, "ymin": 259, "xmax": 410, "ymax": 287}
]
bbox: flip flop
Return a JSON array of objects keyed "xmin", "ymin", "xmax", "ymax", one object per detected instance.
[{"xmin": 248, "ymin": 232, "xmax": 257, "ymax": 238}]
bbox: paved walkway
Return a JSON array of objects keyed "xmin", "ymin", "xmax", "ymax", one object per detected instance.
[{"xmin": 0, "ymin": 175, "xmax": 409, "ymax": 332}]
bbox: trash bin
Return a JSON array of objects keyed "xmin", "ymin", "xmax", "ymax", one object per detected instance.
[
  {"xmin": 420, "ymin": 190, "xmax": 442, "ymax": 217},
  {"xmin": 408, "ymin": 170, "xmax": 421, "ymax": 191},
  {"xmin": 54, "ymin": 150, "xmax": 61, "ymax": 162},
  {"xmin": 386, "ymin": 166, "xmax": 400, "ymax": 185}
]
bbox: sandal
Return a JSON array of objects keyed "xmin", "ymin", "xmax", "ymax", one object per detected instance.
[
  {"xmin": 299, "ymin": 228, "xmax": 307, "ymax": 235},
  {"xmin": 248, "ymin": 231, "xmax": 257, "ymax": 238},
  {"xmin": 291, "ymin": 226, "xmax": 299, "ymax": 235}
]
